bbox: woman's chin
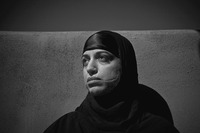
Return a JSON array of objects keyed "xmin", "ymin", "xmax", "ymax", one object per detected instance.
[
  {"xmin": 88, "ymin": 86, "xmax": 105, "ymax": 96},
  {"xmin": 87, "ymin": 82, "xmax": 118, "ymax": 96}
]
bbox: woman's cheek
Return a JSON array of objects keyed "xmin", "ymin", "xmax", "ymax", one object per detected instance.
[
  {"xmin": 103, "ymin": 67, "xmax": 121, "ymax": 80},
  {"xmin": 83, "ymin": 70, "xmax": 88, "ymax": 84}
]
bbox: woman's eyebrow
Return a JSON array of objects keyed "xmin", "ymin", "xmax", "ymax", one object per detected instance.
[
  {"xmin": 82, "ymin": 54, "xmax": 90, "ymax": 59},
  {"xmin": 95, "ymin": 51, "xmax": 112, "ymax": 55}
]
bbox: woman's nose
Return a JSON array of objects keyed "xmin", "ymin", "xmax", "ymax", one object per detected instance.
[{"xmin": 87, "ymin": 60, "xmax": 98, "ymax": 76}]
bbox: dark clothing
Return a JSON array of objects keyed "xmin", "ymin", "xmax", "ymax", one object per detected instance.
[{"xmin": 44, "ymin": 84, "xmax": 179, "ymax": 133}]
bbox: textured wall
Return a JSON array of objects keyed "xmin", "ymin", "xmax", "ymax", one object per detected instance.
[{"xmin": 0, "ymin": 30, "xmax": 199, "ymax": 133}]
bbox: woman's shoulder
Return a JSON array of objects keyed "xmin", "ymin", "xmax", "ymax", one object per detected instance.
[
  {"xmin": 138, "ymin": 112, "xmax": 180, "ymax": 133},
  {"xmin": 43, "ymin": 112, "xmax": 76, "ymax": 133},
  {"xmin": 43, "ymin": 111, "xmax": 93, "ymax": 133},
  {"xmin": 137, "ymin": 84, "xmax": 174, "ymax": 124}
]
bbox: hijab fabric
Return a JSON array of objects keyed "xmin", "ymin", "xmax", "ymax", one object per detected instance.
[{"xmin": 79, "ymin": 30, "xmax": 141, "ymax": 131}]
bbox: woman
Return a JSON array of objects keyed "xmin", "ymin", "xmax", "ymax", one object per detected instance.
[{"xmin": 44, "ymin": 30, "xmax": 179, "ymax": 133}]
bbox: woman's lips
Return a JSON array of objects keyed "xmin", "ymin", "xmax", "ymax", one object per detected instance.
[
  {"xmin": 87, "ymin": 77, "xmax": 101, "ymax": 82},
  {"xmin": 88, "ymin": 81, "xmax": 102, "ymax": 88},
  {"xmin": 87, "ymin": 77, "xmax": 102, "ymax": 87}
]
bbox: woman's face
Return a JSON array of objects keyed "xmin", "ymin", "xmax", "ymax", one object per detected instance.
[{"xmin": 82, "ymin": 49, "xmax": 121, "ymax": 96}]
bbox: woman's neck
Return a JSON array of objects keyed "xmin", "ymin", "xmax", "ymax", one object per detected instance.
[
  {"xmin": 93, "ymin": 83, "xmax": 138, "ymax": 109},
  {"xmin": 94, "ymin": 87, "xmax": 128, "ymax": 109}
]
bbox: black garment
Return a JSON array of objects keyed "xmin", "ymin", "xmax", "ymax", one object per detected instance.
[{"xmin": 44, "ymin": 84, "xmax": 179, "ymax": 133}]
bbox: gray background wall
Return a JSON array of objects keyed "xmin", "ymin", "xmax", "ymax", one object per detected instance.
[
  {"xmin": 0, "ymin": 30, "xmax": 200, "ymax": 133},
  {"xmin": 0, "ymin": 0, "xmax": 200, "ymax": 31}
]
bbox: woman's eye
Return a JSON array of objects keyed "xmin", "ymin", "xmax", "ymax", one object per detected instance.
[
  {"xmin": 98, "ymin": 55, "xmax": 110, "ymax": 62},
  {"xmin": 82, "ymin": 58, "xmax": 89, "ymax": 66}
]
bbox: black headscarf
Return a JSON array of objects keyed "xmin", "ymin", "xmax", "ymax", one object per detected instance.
[
  {"xmin": 83, "ymin": 31, "xmax": 139, "ymax": 107},
  {"xmin": 79, "ymin": 30, "xmax": 141, "ymax": 131}
]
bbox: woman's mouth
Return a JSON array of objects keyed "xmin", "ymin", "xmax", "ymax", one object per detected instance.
[
  {"xmin": 87, "ymin": 77, "xmax": 101, "ymax": 82},
  {"xmin": 88, "ymin": 81, "xmax": 102, "ymax": 87},
  {"xmin": 87, "ymin": 77, "xmax": 102, "ymax": 88}
]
